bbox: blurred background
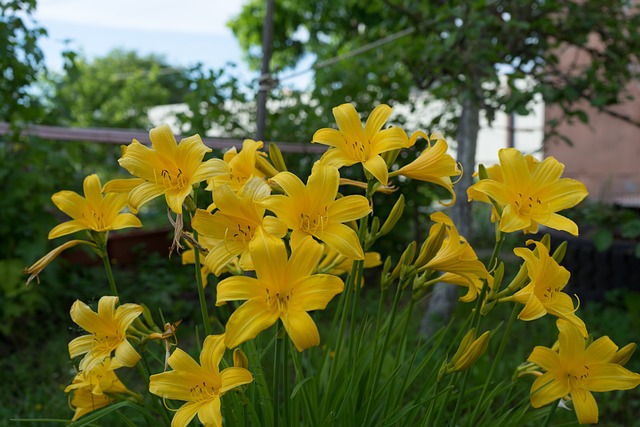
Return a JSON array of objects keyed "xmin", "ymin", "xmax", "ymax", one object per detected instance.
[{"xmin": 2, "ymin": 0, "xmax": 640, "ymax": 425}]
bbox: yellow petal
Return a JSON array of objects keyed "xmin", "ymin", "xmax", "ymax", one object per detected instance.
[
  {"xmin": 584, "ymin": 336, "xmax": 619, "ymax": 365},
  {"xmin": 530, "ymin": 371, "xmax": 569, "ymax": 408},
  {"xmin": 196, "ymin": 398, "xmax": 222, "ymax": 427},
  {"xmin": 287, "ymin": 236, "xmax": 324, "ymax": 279},
  {"xmin": 51, "ymin": 190, "xmax": 86, "ymax": 220},
  {"xmin": 312, "ymin": 128, "xmax": 347, "ymax": 149},
  {"xmin": 307, "ymin": 165, "xmax": 340, "ymax": 208},
  {"xmin": 192, "ymin": 158, "xmax": 229, "ymax": 183},
  {"xmin": 115, "ymin": 302, "xmax": 143, "ymax": 330},
  {"xmin": 518, "ymin": 294, "xmax": 547, "ymax": 321},
  {"xmin": 263, "ymin": 216, "xmax": 288, "ymax": 238},
  {"xmin": 333, "ymin": 103, "xmax": 365, "ymax": 143},
  {"xmin": 110, "ymin": 213, "xmax": 142, "ymax": 230},
  {"xmin": 204, "ymin": 242, "xmax": 244, "ymax": 276},
  {"xmin": 165, "ymin": 186, "xmax": 192, "ymax": 214},
  {"xmin": 500, "ymin": 204, "xmax": 532, "ymax": 233},
  {"xmin": 539, "ymin": 213, "xmax": 579, "ymax": 236},
  {"xmin": 586, "ymin": 363, "xmax": 640, "ymax": 392},
  {"xmin": 200, "ymin": 334, "xmax": 226, "ymax": 374},
  {"xmin": 282, "ymin": 310, "xmax": 320, "ymax": 352},
  {"xmin": 114, "ymin": 339, "xmax": 141, "ymax": 367},
  {"xmin": 118, "ymin": 140, "xmax": 166, "ymax": 182},
  {"xmin": 168, "ymin": 347, "xmax": 204, "ymax": 374},
  {"xmin": 364, "ymin": 104, "xmax": 392, "ymax": 140},
  {"xmin": 369, "ymin": 127, "xmax": 409, "ymax": 153},
  {"xmin": 220, "ymin": 367, "xmax": 253, "ymax": 394},
  {"xmin": 318, "ymin": 223, "xmax": 364, "ymax": 260},
  {"xmin": 557, "ymin": 319, "xmax": 585, "ymax": 362},
  {"xmin": 571, "ymin": 388, "xmax": 599, "ymax": 425},
  {"xmin": 362, "ymin": 154, "xmax": 389, "ymax": 185},
  {"xmin": 217, "ymin": 276, "xmax": 266, "ymax": 304},
  {"xmin": 68, "ymin": 335, "xmax": 95, "ymax": 359},
  {"xmin": 149, "ymin": 371, "xmax": 194, "ymax": 401},
  {"xmin": 98, "ymin": 295, "xmax": 118, "ymax": 320},
  {"xmin": 176, "ymin": 134, "xmax": 210, "ymax": 176},
  {"xmin": 83, "ymin": 174, "xmax": 103, "ymax": 208},
  {"xmin": 328, "ymin": 195, "xmax": 371, "ymax": 223},
  {"xmin": 499, "ymin": 148, "xmax": 529, "ymax": 191},
  {"xmin": 128, "ymin": 181, "xmax": 164, "ymax": 213},
  {"xmin": 528, "ymin": 346, "xmax": 561, "ymax": 371},
  {"xmin": 172, "ymin": 401, "xmax": 203, "ymax": 427},
  {"xmin": 48, "ymin": 220, "xmax": 88, "ymax": 239},
  {"xmin": 70, "ymin": 299, "xmax": 110, "ymax": 334},
  {"xmin": 150, "ymin": 124, "xmax": 178, "ymax": 158},
  {"xmin": 249, "ymin": 231, "xmax": 288, "ymax": 285},
  {"xmin": 224, "ymin": 299, "xmax": 279, "ymax": 349},
  {"xmin": 289, "ymin": 275, "xmax": 344, "ymax": 312},
  {"xmin": 271, "ymin": 171, "xmax": 306, "ymax": 202},
  {"xmin": 103, "ymin": 178, "xmax": 146, "ymax": 194}
]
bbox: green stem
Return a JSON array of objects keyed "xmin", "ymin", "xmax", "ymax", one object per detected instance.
[
  {"xmin": 363, "ymin": 279, "xmax": 404, "ymax": 423},
  {"xmin": 541, "ymin": 399, "xmax": 559, "ymax": 427},
  {"xmin": 284, "ymin": 334, "xmax": 291, "ymax": 426},
  {"xmin": 100, "ymin": 250, "xmax": 119, "ymax": 297},
  {"xmin": 192, "ymin": 230, "xmax": 213, "ymax": 336},
  {"xmin": 467, "ymin": 304, "xmax": 519, "ymax": 425},
  {"xmin": 433, "ymin": 375, "xmax": 456, "ymax": 427},
  {"xmin": 273, "ymin": 322, "xmax": 281, "ymax": 427},
  {"xmin": 137, "ymin": 350, "xmax": 172, "ymax": 426}
]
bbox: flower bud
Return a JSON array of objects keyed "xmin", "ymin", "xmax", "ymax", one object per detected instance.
[
  {"xmin": 233, "ymin": 348, "xmax": 249, "ymax": 369},
  {"xmin": 552, "ymin": 241, "xmax": 568, "ymax": 264},
  {"xmin": 268, "ymin": 142, "xmax": 288, "ymax": 172},
  {"xmin": 391, "ymin": 241, "xmax": 416, "ymax": 280},
  {"xmin": 415, "ymin": 222, "xmax": 446, "ymax": 270},
  {"xmin": 378, "ymin": 194, "xmax": 405, "ymax": 237},
  {"xmin": 610, "ymin": 343, "xmax": 637, "ymax": 366},
  {"xmin": 255, "ymin": 153, "xmax": 280, "ymax": 178},
  {"xmin": 447, "ymin": 328, "xmax": 491, "ymax": 374}
]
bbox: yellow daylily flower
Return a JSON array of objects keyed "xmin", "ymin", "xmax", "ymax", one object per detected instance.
[
  {"xmin": 502, "ymin": 240, "xmax": 587, "ymax": 337},
  {"xmin": 389, "ymin": 133, "xmax": 461, "ymax": 205},
  {"xmin": 117, "ymin": 124, "xmax": 227, "ymax": 214},
  {"xmin": 68, "ymin": 296, "xmax": 143, "ymax": 371},
  {"xmin": 217, "ymin": 231, "xmax": 344, "ymax": 351},
  {"xmin": 467, "ymin": 148, "xmax": 588, "ymax": 236},
  {"xmin": 65, "ymin": 358, "xmax": 129, "ymax": 421},
  {"xmin": 48, "ymin": 174, "xmax": 141, "ymax": 240},
  {"xmin": 261, "ymin": 164, "xmax": 371, "ymax": 260},
  {"xmin": 149, "ymin": 334, "xmax": 253, "ymax": 427},
  {"xmin": 192, "ymin": 177, "xmax": 287, "ymax": 275},
  {"xmin": 528, "ymin": 320, "xmax": 640, "ymax": 424},
  {"xmin": 205, "ymin": 139, "xmax": 266, "ymax": 192},
  {"xmin": 422, "ymin": 212, "xmax": 493, "ymax": 302},
  {"xmin": 313, "ymin": 103, "xmax": 410, "ymax": 185}
]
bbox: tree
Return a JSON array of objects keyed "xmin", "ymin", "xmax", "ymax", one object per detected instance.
[
  {"xmin": 0, "ymin": 0, "xmax": 47, "ymax": 124},
  {"xmin": 47, "ymin": 49, "xmax": 191, "ymax": 129},
  {"xmin": 229, "ymin": 0, "xmax": 640, "ymax": 327}
]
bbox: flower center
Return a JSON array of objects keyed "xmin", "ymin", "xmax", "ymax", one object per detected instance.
[
  {"xmin": 299, "ymin": 208, "xmax": 329, "ymax": 235},
  {"xmin": 190, "ymin": 381, "xmax": 219, "ymax": 402},
  {"xmin": 91, "ymin": 332, "xmax": 121, "ymax": 356},
  {"xmin": 540, "ymin": 286, "xmax": 562, "ymax": 303},
  {"xmin": 157, "ymin": 168, "xmax": 188, "ymax": 191},
  {"xmin": 82, "ymin": 209, "xmax": 107, "ymax": 231},
  {"xmin": 514, "ymin": 193, "xmax": 545, "ymax": 217},
  {"xmin": 348, "ymin": 139, "xmax": 371, "ymax": 162},
  {"xmin": 266, "ymin": 288, "xmax": 291, "ymax": 314},
  {"xmin": 226, "ymin": 223, "xmax": 255, "ymax": 244},
  {"xmin": 567, "ymin": 365, "xmax": 590, "ymax": 390}
]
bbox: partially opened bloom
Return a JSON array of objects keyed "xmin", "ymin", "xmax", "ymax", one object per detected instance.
[
  {"xmin": 117, "ymin": 124, "xmax": 226, "ymax": 214},
  {"xmin": 422, "ymin": 212, "xmax": 493, "ymax": 302},
  {"xmin": 261, "ymin": 164, "xmax": 371, "ymax": 260},
  {"xmin": 205, "ymin": 139, "xmax": 266, "ymax": 192},
  {"xmin": 313, "ymin": 103, "xmax": 410, "ymax": 184},
  {"xmin": 217, "ymin": 231, "xmax": 344, "ymax": 351},
  {"xmin": 528, "ymin": 320, "xmax": 640, "ymax": 424},
  {"xmin": 389, "ymin": 133, "xmax": 461, "ymax": 205},
  {"xmin": 49, "ymin": 174, "xmax": 141, "ymax": 240},
  {"xmin": 65, "ymin": 358, "xmax": 130, "ymax": 421},
  {"xmin": 149, "ymin": 334, "xmax": 253, "ymax": 427},
  {"xmin": 468, "ymin": 148, "xmax": 588, "ymax": 235},
  {"xmin": 192, "ymin": 177, "xmax": 287, "ymax": 275},
  {"xmin": 68, "ymin": 296, "xmax": 143, "ymax": 371},
  {"xmin": 502, "ymin": 240, "xmax": 587, "ymax": 337}
]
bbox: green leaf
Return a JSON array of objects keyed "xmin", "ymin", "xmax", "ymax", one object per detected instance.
[{"xmin": 593, "ymin": 228, "xmax": 614, "ymax": 252}]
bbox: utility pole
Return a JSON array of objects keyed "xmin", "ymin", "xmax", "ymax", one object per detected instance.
[{"xmin": 256, "ymin": 0, "xmax": 275, "ymax": 142}]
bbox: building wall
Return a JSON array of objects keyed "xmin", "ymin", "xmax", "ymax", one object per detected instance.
[{"xmin": 544, "ymin": 88, "xmax": 640, "ymax": 205}]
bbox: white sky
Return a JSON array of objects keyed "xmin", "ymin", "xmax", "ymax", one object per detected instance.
[{"xmin": 33, "ymin": 0, "xmax": 249, "ymax": 75}]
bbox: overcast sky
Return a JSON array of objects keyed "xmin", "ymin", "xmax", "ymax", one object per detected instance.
[{"xmin": 34, "ymin": 0, "xmax": 248, "ymax": 75}]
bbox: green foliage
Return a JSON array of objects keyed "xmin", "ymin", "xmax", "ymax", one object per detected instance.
[
  {"xmin": 566, "ymin": 201, "xmax": 640, "ymax": 256},
  {"xmin": 46, "ymin": 49, "xmax": 191, "ymax": 129},
  {"xmin": 0, "ymin": 0, "xmax": 47, "ymax": 124},
  {"xmin": 229, "ymin": 0, "xmax": 640, "ymax": 137}
]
